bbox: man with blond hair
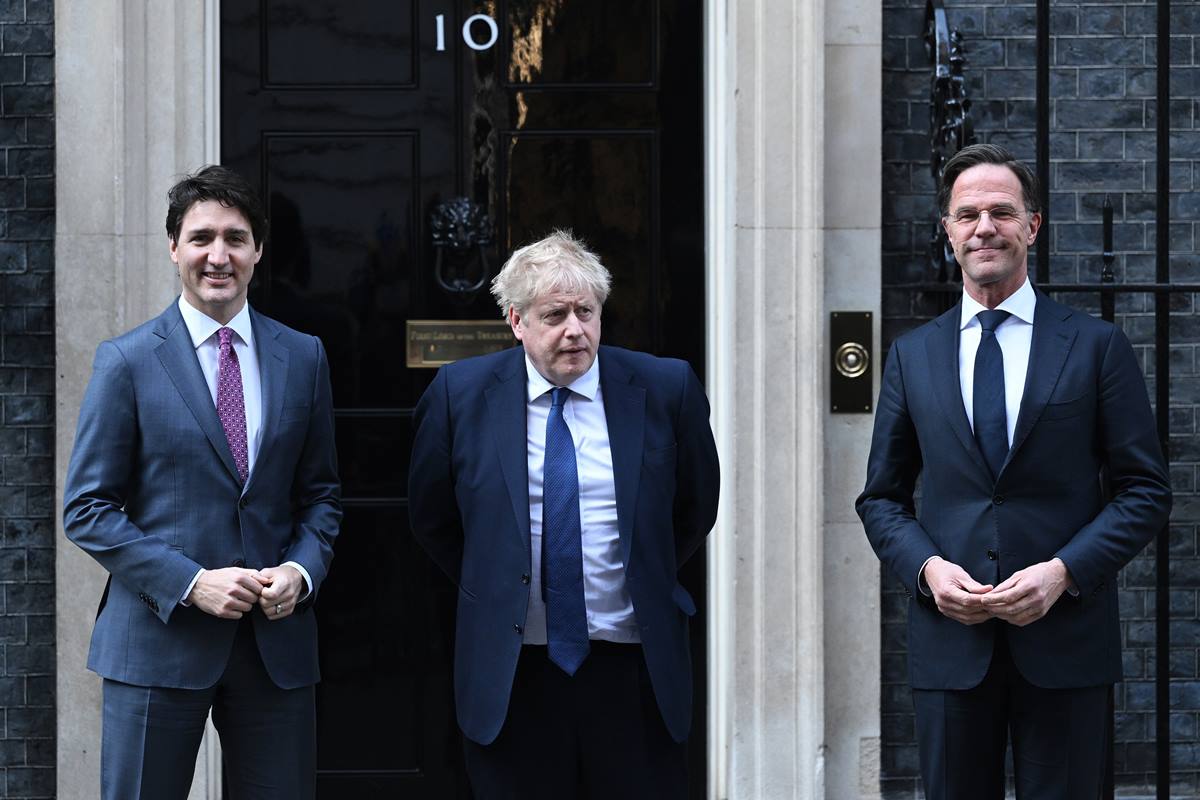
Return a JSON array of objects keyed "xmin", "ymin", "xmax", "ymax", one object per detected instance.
[{"xmin": 409, "ymin": 230, "xmax": 719, "ymax": 799}]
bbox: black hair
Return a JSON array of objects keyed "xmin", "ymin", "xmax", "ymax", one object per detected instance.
[
  {"xmin": 165, "ymin": 165, "xmax": 269, "ymax": 246},
  {"xmin": 937, "ymin": 143, "xmax": 1041, "ymax": 216}
]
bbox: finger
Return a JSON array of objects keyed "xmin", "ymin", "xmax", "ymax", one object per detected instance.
[
  {"xmin": 981, "ymin": 584, "xmax": 1030, "ymax": 605},
  {"xmin": 232, "ymin": 574, "xmax": 267, "ymax": 594},
  {"xmin": 957, "ymin": 577, "xmax": 994, "ymax": 594},
  {"xmin": 991, "ymin": 574, "xmax": 1023, "ymax": 594}
]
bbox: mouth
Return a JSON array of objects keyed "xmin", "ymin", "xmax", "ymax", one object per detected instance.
[{"xmin": 202, "ymin": 271, "xmax": 234, "ymax": 285}]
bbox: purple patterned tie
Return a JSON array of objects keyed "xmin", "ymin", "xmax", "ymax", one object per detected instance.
[{"xmin": 216, "ymin": 327, "xmax": 249, "ymax": 483}]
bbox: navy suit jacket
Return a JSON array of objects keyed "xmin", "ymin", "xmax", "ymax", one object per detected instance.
[
  {"xmin": 408, "ymin": 344, "xmax": 719, "ymax": 745},
  {"xmin": 857, "ymin": 291, "xmax": 1171, "ymax": 691},
  {"xmin": 64, "ymin": 300, "xmax": 342, "ymax": 690}
]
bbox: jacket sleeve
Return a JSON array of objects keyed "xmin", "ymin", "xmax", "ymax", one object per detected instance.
[
  {"xmin": 673, "ymin": 361, "xmax": 720, "ymax": 566},
  {"xmin": 283, "ymin": 336, "xmax": 343, "ymax": 607},
  {"xmin": 855, "ymin": 341, "xmax": 942, "ymax": 600},
  {"xmin": 1054, "ymin": 326, "xmax": 1172, "ymax": 593},
  {"xmin": 408, "ymin": 366, "xmax": 465, "ymax": 583},
  {"xmin": 63, "ymin": 341, "xmax": 203, "ymax": 624}
]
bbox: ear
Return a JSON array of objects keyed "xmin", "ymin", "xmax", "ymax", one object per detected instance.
[
  {"xmin": 940, "ymin": 216, "xmax": 955, "ymax": 246},
  {"xmin": 1026, "ymin": 211, "xmax": 1042, "ymax": 245},
  {"xmin": 253, "ymin": 242, "xmax": 264, "ymax": 265},
  {"xmin": 169, "ymin": 236, "xmax": 180, "ymax": 264},
  {"xmin": 507, "ymin": 305, "xmax": 524, "ymax": 342}
]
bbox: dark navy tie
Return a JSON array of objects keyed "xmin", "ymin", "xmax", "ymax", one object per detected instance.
[
  {"xmin": 974, "ymin": 309, "xmax": 1012, "ymax": 481},
  {"xmin": 543, "ymin": 387, "xmax": 589, "ymax": 675}
]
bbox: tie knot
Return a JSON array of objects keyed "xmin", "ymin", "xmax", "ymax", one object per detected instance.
[
  {"xmin": 218, "ymin": 327, "xmax": 235, "ymax": 348},
  {"xmin": 551, "ymin": 387, "xmax": 570, "ymax": 409},
  {"xmin": 977, "ymin": 310, "xmax": 1011, "ymax": 334}
]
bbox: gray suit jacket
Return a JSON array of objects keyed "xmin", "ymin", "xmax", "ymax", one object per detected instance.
[{"xmin": 64, "ymin": 299, "xmax": 342, "ymax": 690}]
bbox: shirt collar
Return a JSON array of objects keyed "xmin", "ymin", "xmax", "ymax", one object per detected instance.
[
  {"xmin": 524, "ymin": 351, "xmax": 601, "ymax": 403},
  {"xmin": 177, "ymin": 295, "xmax": 255, "ymax": 350},
  {"xmin": 960, "ymin": 276, "xmax": 1036, "ymax": 330}
]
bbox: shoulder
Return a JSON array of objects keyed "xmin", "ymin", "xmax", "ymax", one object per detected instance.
[
  {"xmin": 1033, "ymin": 290, "xmax": 1118, "ymax": 342},
  {"xmin": 600, "ymin": 345, "xmax": 689, "ymax": 377},
  {"xmin": 101, "ymin": 305, "xmax": 178, "ymax": 360},
  {"xmin": 417, "ymin": 346, "xmax": 525, "ymax": 401},
  {"xmin": 888, "ymin": 304, "xmax": 958, "ymax": 353}
]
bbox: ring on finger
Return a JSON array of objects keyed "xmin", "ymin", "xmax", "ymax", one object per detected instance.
[{"xmin": 275, "ymin": 603, "xmax": 282, "ymax": 615}]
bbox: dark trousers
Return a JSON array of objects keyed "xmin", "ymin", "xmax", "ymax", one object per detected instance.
[
  {"xmin": 101, "ymin": 619, "xmax": 316, "ymax": 800},
  {"xmin": 912, "ymin": 631, "xmax": 1108, "ymax": 800},
  {"xmin": 463, "ymin": 642, "xmax": 688, "ymax": 800}
]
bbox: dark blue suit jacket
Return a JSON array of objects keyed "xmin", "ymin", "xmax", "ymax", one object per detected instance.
[
  {"xmin": 64, "ymin": 300, "xmax": 342, "ymax": 690},
  {"xmin": 857, "ymin": 292, "xmax": 1170, "ymax": 690},
  {"xmin": 408, "ymin": 345, "xmax": 719, "ymax": 745}
]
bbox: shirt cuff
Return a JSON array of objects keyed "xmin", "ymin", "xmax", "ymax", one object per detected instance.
[
  {"xmin": 283, "ymin": 561, "xmax": 312, "ymax": 599},
  {"xmin": 180, "ymin": 568, "xmax": 204, "ymax": 607},
  {"xmin": 917, "ymin": 556, "xmax": 940, "ymax": 597}
]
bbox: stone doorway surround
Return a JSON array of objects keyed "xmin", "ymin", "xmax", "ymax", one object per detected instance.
[{"xmin": 54, "ymin": 1, "xmax": 882, "ymax": 797}]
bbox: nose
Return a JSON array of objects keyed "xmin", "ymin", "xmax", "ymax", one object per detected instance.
[
  {"xmin": 207, "ymin": 240, "xmax": 229, "ymax": 266},
  {"xmin": 563, "ymin": 312, "xmax": 583, "ymax": 337},
  {"xmin": 974, "ymin": 210, "xmax": 999, "ymax": 236}
]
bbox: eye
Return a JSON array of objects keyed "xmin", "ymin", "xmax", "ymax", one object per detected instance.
[
  {"xmin": 576, "ymin": 307, "xmax": 592, "ymax": 319},
  {"xmin": 990, "ymin": 207, "xmax": 1018, "ymax": 222},
  {"xmin": 952, "ymin": 210, "xmax": 978, "ymax": 225}
]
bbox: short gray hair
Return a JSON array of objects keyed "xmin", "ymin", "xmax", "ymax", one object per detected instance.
[{"xmin": 490, "ymin": 230, "xmax": 612, "ymax": 317}]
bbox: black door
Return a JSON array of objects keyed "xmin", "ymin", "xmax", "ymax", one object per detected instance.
[{"xmin": 222, "ymin": 2, "xmax": 706, "ymax": 796}]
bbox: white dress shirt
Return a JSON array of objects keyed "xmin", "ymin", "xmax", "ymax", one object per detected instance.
[
  {"xmin": 919, "ymin": 278, "xmax": 1036, "ymax": 593},
  {"xmin": 958, "ymin": 277, "xmax": 1036, "ymax": 446},
  {"xmin": 522, "ymin": 353, "xmax": 640, "ymax": 644},
  {"xmin": 177, "ymin": 296, "xmax": 311, "ymax": 603}
]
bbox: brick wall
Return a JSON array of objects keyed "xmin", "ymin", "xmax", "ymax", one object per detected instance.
[
  {"xmin": 881, "ymin": 0, "xmax": 1198, "ymax": 796},
  {"xmin": 0, "ymin": 0, "xmax": 53, "ymax": 797}
]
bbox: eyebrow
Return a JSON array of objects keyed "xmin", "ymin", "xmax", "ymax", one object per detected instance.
[{"xmin": 185, "ymin": 225, "xmax": 252, "ymax": 237}]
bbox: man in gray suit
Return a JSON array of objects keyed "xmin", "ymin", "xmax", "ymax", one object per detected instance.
[{"xmin": 64, "ymin": 166, "xmax": 341, "ymax": 799}]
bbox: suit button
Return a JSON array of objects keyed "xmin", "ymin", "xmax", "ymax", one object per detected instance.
[
  {"xmin": 521, "ymin": 574, "xmax": 531, "ymax": 585},
  {"xmin": 987, "ymin": 550, "xmax": 998, "ymax": 560},
  {"xmin": 239, "ymin": 497, "xmax": 248, "ymax": 509},
  {"xmin": 232, "ymin": 559, "xmax": 245, "ymax": 568},
  {"xmin": 993, "ymin": 495, "xmax": 1005, "ymax": 505},
  {"xmin": 513, "ymin": 624, "xmax": 523, "ymax": 635}
]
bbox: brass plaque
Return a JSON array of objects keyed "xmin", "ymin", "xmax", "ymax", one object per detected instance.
[{"xmin": 406, "ymin": 319, "xmax": 515, "ymax": 368}]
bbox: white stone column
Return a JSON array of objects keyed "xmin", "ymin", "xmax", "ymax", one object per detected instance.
[
  {"xmin": 54, "ymin": 1, "xmax": 215, "ymax": 797},
  {"xmin": 822, "ymin": 0, "xmax": 884, "ymax": 795},
  {"xmin": 706, "ymin": 0, "xmax": 881, "ymax": 796}
]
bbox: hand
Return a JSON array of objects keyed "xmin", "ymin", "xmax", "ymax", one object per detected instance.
[
  {"xmin": 258, "ymin": 564, "xmax": 305, "ymax": 621},
  {"xmin": 979, "ymin": 558, "xmax": 1071, "ymax": 627},
  {"xmin": 187, "ymin": 568, "xmax": 270, "ymax": 619},
  {"xmin": 923, "ymin": 557, "xmax": 994, "ymax": 625}
]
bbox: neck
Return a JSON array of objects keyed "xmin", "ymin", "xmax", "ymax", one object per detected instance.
[{"xmin": 964, "ymin": 275, "xmax": 1025, "ymax": 310}]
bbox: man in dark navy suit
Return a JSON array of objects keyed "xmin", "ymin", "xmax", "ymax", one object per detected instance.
[
  {"xmin": 857, "ymin": 144, "xmax": 1171, "ymax": 799},
  {"xmin": 409, "ymin": 231, "xmax": 719, "ymax": 799}
]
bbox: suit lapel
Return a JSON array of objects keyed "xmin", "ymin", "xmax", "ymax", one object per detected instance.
[
  {"xmin": 485, "ymin": 351, "xmax": 532, "ymax": 557},
  {"xmin": 153, "ymin": 301, "xmax": 242, "ymax": 484},
  {"xmin": 925, "ymin": 303, "xmax": 992, "ymax": 478},
  {"xmin": 599, "ymin": 350, "xmax": 645, "ymax": 566},
  {"xmin": 1006, "ymin": 293, "xmax": 1077, "ymax": 468},
  {"xmin": 247, "ymin": 309, "xmax": 288, "ymax": 493}
]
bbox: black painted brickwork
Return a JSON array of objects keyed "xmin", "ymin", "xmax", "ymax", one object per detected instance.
[
  {"xmin": 881, "ymin": 0, "xmax": 1199, "ymax": 797},
  {"xmin": 0, "ymin": 0, "xmax": 53, "ymax": 797}
]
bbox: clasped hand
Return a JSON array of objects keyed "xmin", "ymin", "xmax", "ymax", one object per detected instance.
[
  {"xmin": 186, "ymin": 564, "xmax": 304, "ymax": 621},
  {"xmin": 923, "ymin": 556, "xmax": 1072, "ymax": 627}
]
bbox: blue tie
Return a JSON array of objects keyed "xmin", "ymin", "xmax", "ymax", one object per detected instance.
[
  {"xmin": 974, "ymin": 309, "xmax": 1012, "ymax": 481},
  {"xmin": 543, "ymin": 387, "xmax": 589, "ymax": 675}
]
